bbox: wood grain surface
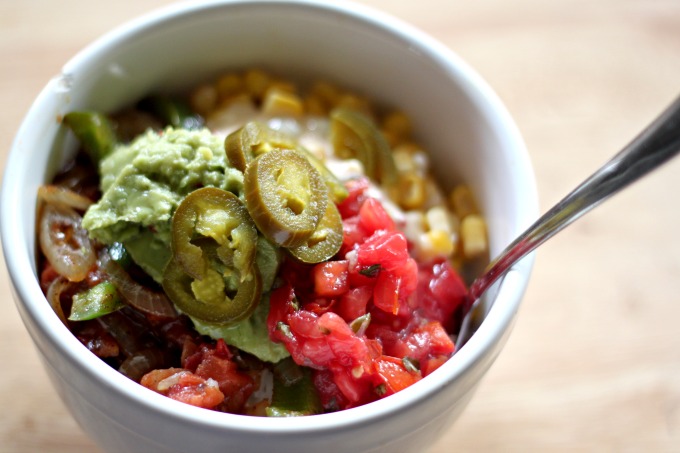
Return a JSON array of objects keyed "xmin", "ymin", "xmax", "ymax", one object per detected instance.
[{"xmin": 1, "ymin": 1, "xmax": 679, "ymax": 452}]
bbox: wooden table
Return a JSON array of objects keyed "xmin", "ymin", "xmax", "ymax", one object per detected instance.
[{"xmin": 2, "ymin": 1, "xmax": 679, "ymax": 451}]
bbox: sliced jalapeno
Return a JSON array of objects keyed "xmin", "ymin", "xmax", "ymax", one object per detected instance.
[
  {"xmin": 225, "ymin": 121, "xmax": 296, "ymax": 172},
  {"xmin": 288, "ymin": 200, "xmax": 343, "ymax": 264},
  {"xmin": 171, "ymin": 187, "xmax": 257, "ymax": 280},
  {"xmin": 63, "ymin": 111, "xmax": 117, "ymax": 165},
  {"xmin": 295, "ymin": 147, "xmax": 349, "ymax": 204},
  {"xmin": 244, "ymin": 148, "xmax": 328, "ymax": 248},
  {"xmin": 227, "ymin": 121, "xmax": 349, "ymax": 203},
  {"xmin": 162, "ymin": 187, "xmax": 261, "ymax": 325},
  {"xmin": 330, "ymin": 107, "xmax": 398, "ymax": 187},
  {"xmin": 163, "ymin": 261, "xmax": 262, "ymax": 325}
]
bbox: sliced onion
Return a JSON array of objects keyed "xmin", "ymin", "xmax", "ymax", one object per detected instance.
[
  {"xmin": 101, "ymin": 254, "xmax": 177, "ymax": 319},
  {"xmin": 37, "ymin": 185, "xmax": 93, "ymax": 211},
  {"xmin": 39, "ymin": 203, "xmax": 96, "ymax": 282},
  {"xmin": 46, "ymin": 276, "xmax": 74, "ymax": 325}
]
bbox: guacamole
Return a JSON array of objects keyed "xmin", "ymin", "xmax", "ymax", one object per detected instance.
[
  {"xmin": 81, "ymin": 126, "xmax": 288, "ymax": 362},
  {"xmin": 82, "ymin": 127, "xmax": 243, "ymax": 282}
]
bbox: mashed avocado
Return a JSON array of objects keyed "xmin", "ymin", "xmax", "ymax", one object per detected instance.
[
  {"xmin": 82, "ymin": 127, "xmax": 243, "ymax": 281},
  {"xmin": 82, "ymin": 126, "xmax": 288, "ymax": 362}
]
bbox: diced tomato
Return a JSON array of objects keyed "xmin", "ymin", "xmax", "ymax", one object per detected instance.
[
  {"xmin": 267, "ymin": 283, "xmax": 297, "ymax": 338},
  {"xmin": 373, "ymin": 355, "xmax": 421, "ymax": 396},
  {"xmin": 338, "ymin": 285, "xmax": 372, "ymax": 322},
  {"xmin": 195, "ymin": 352, "xmax": 254, "ymax": 413},
  {"xmin": 337, "ymin": 177, "xmax": 370, "ymax": 219},
  {"xmin": 358, "ymin": 197, "xmax": 395, "ymax": 234},
  {"xmin": 415, "ymin": 260, "xmax": 467, "ymax": 330},
  {"xmin": 303, "ymin": 297, "xmax": 336, "ymax": 315},
  {"xmin": 356, "ymin": 230, "xmax": 410, "ymax": 274},
  {"xmin": 313, "ymin": 260, "xmax": 349, "ymax": 297},
  {"xmin": 372, "ymin": 270, "xmax": 400, "ymax": 315},
  {"xmin": 421, "ymin": 355, "xmax": 449, "ymax": 377},
  {"xmin": 167, "ymin": 372, "xmax": 225, "ymax": 409},
  {"xmin": 141, "ymin": 368, "xmax": 225, "ymax": 410},
  {"xmin": 341, "ymin": 216, "xmax": 370, "ymax": 254}
]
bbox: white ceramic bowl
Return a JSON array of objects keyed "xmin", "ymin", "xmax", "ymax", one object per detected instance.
[{"xmin": 0, "ymin": 1, "xmax": 537, "ymax": 452}]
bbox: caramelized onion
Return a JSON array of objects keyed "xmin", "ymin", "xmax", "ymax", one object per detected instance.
[
  {"xmin": 37, "ymin": 185, "xmax": 93, "ymax": 211},
  {"xmin": 101, "ymin": 255, "xmax": 177, "ymax": 319},
  {"xmin": 46, "ymin": 276, "xmax": 74, "ymax": 325},
  {"xmin": 39, "ymin": 203, "xmax": 96, "ymax": 282}
]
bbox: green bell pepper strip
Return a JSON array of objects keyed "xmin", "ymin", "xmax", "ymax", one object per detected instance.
[
  {"xmin": 62, "ymin": 111, "xmax": 117, "ymax": 165},
  {"xmin": 68, "ymin": 281, "xmax": 124, "ymax": 321},
  {"xmin": 266, "ymin": 358, "xmax": 322, "ymax": 417}
]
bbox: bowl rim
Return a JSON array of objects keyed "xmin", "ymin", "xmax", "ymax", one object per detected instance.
[{"xmin": 1, "ymin": 0, "xmax": 537, "ymax": 436}]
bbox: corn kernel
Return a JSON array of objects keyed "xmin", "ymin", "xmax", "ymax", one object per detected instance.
[
  {"xmin": 423, "ymin": 177, "xmax": 446, "ymax": 209},
  {"xmin": 401, "ymin": 211, "xmax": 426, "ymax": 244},
  {"xmin": 310, "ymin": 81, "xmax": 341, "ymax": 106},
  {"xmin": 393, "ymin": 148, "xmax": 416, "ymax": 174},
  {"xmin": 382, "ymin": 110, "xmax": 411, "ymax": 143},
  {"xmin": 189, "ymin": 84, "xmax": 218, "ymax": 116},
  {"xmin": 337, "ymin": 94, "xmax": 372, "ymax": 117},
  {"xmin": 216, "ymin": 73, "xmax": 244, "ymax": 100},
  {"xmin": 425, "ymin": 206, "xmax": 457, "ymax": 235},
  {"xmin": 304, "ymin": 95, "xmax": 327, "ymax": 116},
  {"xmin": 244, "ymin": 68, "xmax": 272, "ymax": 100},
  {"xmin": 450, "ymin": 185, "xmax": 478, "ymax": 218},
  {"xmin": 460, "ymin": 214, "xmax": 488, "ymax": 259},
  {"xmin": 414, "ymin": 229, "xmax": 455, "ymax": 262},
  {"xmin": 261, "ymin": 87, "xmax": 304, "ymax": 117},
  {"xmin": 398, "ymin": 172, "xmax": 426, "ymax": 210}
]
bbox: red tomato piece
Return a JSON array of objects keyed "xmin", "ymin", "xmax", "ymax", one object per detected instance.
[
  {"xmin": 373, "ymin": 355, "xmax": 421, "ymax": 396},
  {"xmin": 372, "ymin": 270, "xmax": 400, "ymax": 315},
  {"xmin": 338, "ymin": 285, "xmax": 372, "ymax": 322},
  {"xmin": 415, "ymin": 260, "xmax": 467, "ymax": 330},
  {"xmin": 313, "ymin": 260, "xmax": 349, "ymax": 297},
  {"xmin": 356, "ymin": 230, "xmax": 410, "ymax": 274},
  {"xmin": 337, "ymin": 177, "xmax": 370, "ymax": 219},
  {"xmin": 358, "ymin": 197, "xmax": 395, "ymax": 234}
]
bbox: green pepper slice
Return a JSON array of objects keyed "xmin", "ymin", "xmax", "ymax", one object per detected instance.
[
  {"xmin": 225, "ymin": 121, "xmax": 296, "ymax": 172},
  {"xmin": 244, "ymin": 148, "xmax": 328, "ymax": 248},
  {"xmin": 137, "ymin": 95, "xmax": 204, "ymax": 129},
  {"xmin": 162, "ymin": 187, "xmax": 261, "ymax": 325},
  {"xmin": 330, "ymin": 107, "xmax": 398, "ymax": 187},
  {"xmin": 68, "ymin": 281, "xmax": 124, "ymax": 321},
  {"xmin": 288, "ymin": 200, "xmax": 343, "ymax": 264},
  {"xmin": 266, "ymin": 358, "xmax": 321, "ymax": 417},
  {"xmin": 63, "ymin": 111, "xmax": 117, "ymax": 165},
  {"xmin": 226, "ymin": 122, "xmax": 348, "ymax": 203}
]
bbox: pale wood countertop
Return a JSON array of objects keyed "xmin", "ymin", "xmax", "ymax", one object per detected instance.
[{"xmin": 1, "ymin": 1, "xmax": 679, "ymax": 451}]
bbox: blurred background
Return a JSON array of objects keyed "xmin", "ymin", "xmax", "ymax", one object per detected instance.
[{"xmin": 1, "ymin": 1, "xmax": 679, "ymax": 451}]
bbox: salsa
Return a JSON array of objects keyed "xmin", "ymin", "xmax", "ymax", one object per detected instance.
[{"xmin": 37, "ymin": 69, "xmax": 488, "ymax": 415}]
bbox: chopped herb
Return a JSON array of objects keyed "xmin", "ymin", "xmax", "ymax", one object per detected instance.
[{"xmin": 359, "ymin": 264, "xmax": 381, "ymax": 277}]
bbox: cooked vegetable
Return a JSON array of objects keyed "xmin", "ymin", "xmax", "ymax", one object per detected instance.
[
  {"xmin": 137, "ymin": 95, "xmax": 204, "ymax": 130},
  {"xmin": 163, "ymin": 187, "xmax": 262, "ymax": 325},
  {"xmin": 288, "ymin": 201, "xmax": 343, "ymax": 264},
  {"xmin": 266, "ymin": 359, "xmax": 321, "ymax": 417},
  {"xmin": 101, "ymin": 255, "xmax": 177, "ymax": 319},
  {"xmin": 330, "ymin": 107, "xmax": 398, "ymax": 187},
  {"xmin": 63, "ymin": 111, "xmax": 117, "ymax": 164},
  {"xmin": 39, "ymin": 202, "xmax": 96, "ymax": 282},
  {"xmin": 69, "ymin": 281, "xmax": 124, "ymax": 321},
  {"xmin": 225, "ymin": 121, "xmax": 295, "ymax": 171},
  {"xmin": 244, "ymin": 148, "xmax": 328, "ymax": 248}
]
